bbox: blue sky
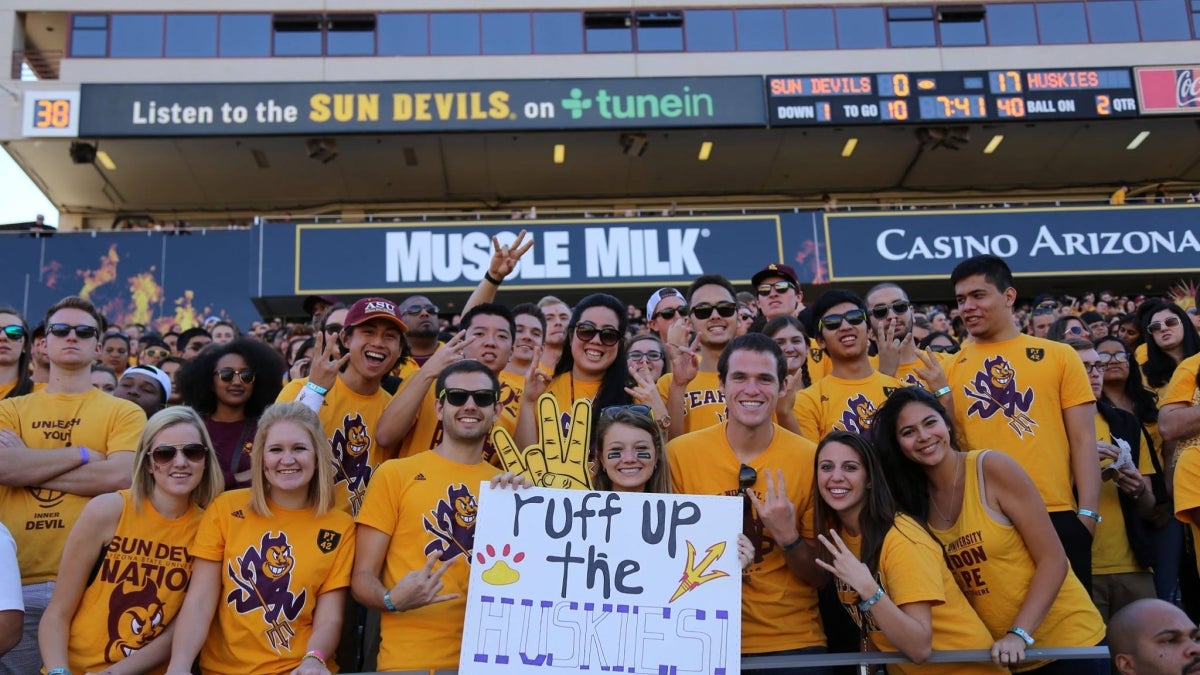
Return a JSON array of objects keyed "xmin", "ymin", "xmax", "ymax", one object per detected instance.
[{"xmin": 1, "ymin": 147, "xmax": 57, "ymax": 226}]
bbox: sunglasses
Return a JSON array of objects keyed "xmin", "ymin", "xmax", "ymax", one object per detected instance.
[
  {"xmin": 653, "ymin": 307, "xmax": 683, "ymax": 321},
  {"xmin": 1064, "ymin": 325, "xmax": 1088, "ymax": 336},
  {"xmin": 48, "ymin": 323, "xmax": 99, "ymax": 339},
  {"xmin": 819, "ymin": 309, "xmax": 867, "ymax": 332},
  {"xmin": 2, "ymin": 325, "xmax": 26, "ymax": 341},
  {"xmin": 323, "ymin": 323, "xmax": 343, "ymax": 334},
  {"xmin": 1096, "ymin": 353, "xmax": 1129, "ymax": 365},
  {"xmin": 574, "ymin": 322, "xmax": 622, "ymax": 346},
  {"xmin": 143, "ymin": 347, "xmax": 170, "ymax": 359},
  {"xmin": 1149, "ymin": 316, "xmax": 1182, "ymax": 334},
  {"xmin": 215, "ymin": 368, "xmax": 256, "ymax": 383},
  {"xmin": 150, "ymin": 443, "xmax": 208, "ymax": 465},
  {"xmin": 438, "ymin": 388, "xmax": 498, "ymax": 407},
  {"xmin": 927, "ymin": 344, "xmax": 959, "ymax": 354},
  {"xmin": 1031, "ymin": 307, "xmax": 1055, "ymax": 316},
  {"xmin": 687, "ymin": 302, "xmax": 738, "ymax": 320},
  {"xmin": 402, "ymin": 303, "xmax": 439, "ymax": 316},
  {"xmin": 628, "ymin": 350, "xmax": 663, "ymax": 363},
  {"xmin": 738, "ymin": 464, "xmax": 757, "ymax": 493},
  {"xmin": 601, "ymin": 404, "xmax": 653, "ymax": 418},
  {"xmin": 756, "ymin": 281, "xmax": 794, "ymax": 297},
  {"xmin": 869, "ymin": 301, "xmax": 911, "ymax": 320}
]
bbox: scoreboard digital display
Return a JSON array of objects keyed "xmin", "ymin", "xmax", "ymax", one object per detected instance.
[{"xmin": 767, "ymin": 68, "xmax": 1139, "ymax": 126}]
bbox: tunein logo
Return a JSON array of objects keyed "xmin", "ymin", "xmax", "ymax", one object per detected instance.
[{"xmin": 561, "ymin": 89, "xmax": 594, "ymax": 119}]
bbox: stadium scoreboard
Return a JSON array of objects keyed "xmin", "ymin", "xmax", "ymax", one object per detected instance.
[{"xmin": 767, "ymin": 68, "xmax": 1139, "ymax": 126}]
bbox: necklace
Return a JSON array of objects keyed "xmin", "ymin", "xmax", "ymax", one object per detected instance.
[{"xmin": 929, "ymin": 453, "xmax": 962, "ymax": 526}]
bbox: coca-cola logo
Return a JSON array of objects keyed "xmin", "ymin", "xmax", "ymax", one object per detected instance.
[{"xmin": 1177, "ymin": 69, "xmax": 1200, "ymax": 108}]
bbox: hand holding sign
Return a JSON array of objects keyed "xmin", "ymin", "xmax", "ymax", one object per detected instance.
[{"xmin": 491, "ymin": 394, "xmax": 593, "ymax": 489}]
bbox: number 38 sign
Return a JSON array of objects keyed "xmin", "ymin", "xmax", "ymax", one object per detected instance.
[{"xmin": 23, "ymin": 90, "xmax": 80, "ymax": 137}]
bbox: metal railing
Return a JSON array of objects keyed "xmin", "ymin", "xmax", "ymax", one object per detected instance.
[
  {"xmin": 339, "ymin": 646, "xmax": 1111, "ymax": 673},
  {"xmin": 11, "ymin": 49, "xmax": 62, "ymax": 80}
]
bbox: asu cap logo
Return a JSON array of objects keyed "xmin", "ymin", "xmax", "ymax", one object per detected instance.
[
  {"xmin": 365, "ymin": 300, "xmax": 394, "ymax": 314},
  {"xmin": 344, "ymin": 296, "xmax": 408, "ymax": 333}
]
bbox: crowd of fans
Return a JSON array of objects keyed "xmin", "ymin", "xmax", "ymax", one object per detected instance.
[{"xmin": 1, "ymin": 234, "xmax": 1200, "ymax": 675}]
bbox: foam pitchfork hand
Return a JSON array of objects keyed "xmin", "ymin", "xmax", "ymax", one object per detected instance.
[{"xmin": 491, "ymin": 394, "xmax": 593, "ymax": 489}]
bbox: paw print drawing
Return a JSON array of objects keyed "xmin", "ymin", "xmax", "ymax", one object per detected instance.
[{"xmin": 477, "ymin": 543, "xmax": 526, "ymax": 586}]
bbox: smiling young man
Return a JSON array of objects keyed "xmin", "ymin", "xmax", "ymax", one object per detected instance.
[
  {"xmin": 0, "ymin": 296, "xmax": 146, "ymax": 673},
  {"xmin": 790, "ymin": 289, "xmax": 904, "ymax": 443},
  {"xmin": 666, "ymin": 334, "xmax": 826, "ymax": 674},
  {"xmin": 505, "ymin": 303, "xmax": 545, "ymax": 379},
  {"xmin": 280, "ymin": 296, "xmax": 405, "ymax": 516},
  {"xmin": 646, "ymin": 287, "xmax": 686, "ymax": 343},
  {"xmin": 944, "ymin": 254, "xmax": 1100, "ymax": 592},
  {"xmin": 658, "ymin": 274, "xmax": 739, "ymax": 438},
  {"xmin": 353, "ymin": 359, "xmax": 510, "ymax": 672}
]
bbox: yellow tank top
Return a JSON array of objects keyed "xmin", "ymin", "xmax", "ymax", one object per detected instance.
[
  {"xmin": 929, "ymin": 451, "xmax": 1104, "ymax": 671},
  {"xmin": 67, "ymin": 490, "xmax": 203, "ymax": 675}
]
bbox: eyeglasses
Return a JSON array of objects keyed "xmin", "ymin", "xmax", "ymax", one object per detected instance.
[
  {"xmin": 686, "ymin": 302, "xmax": 737, "ymax": 320},
  {"xmin": 869, "ymin": 300, "xmax": 911, "ymax": 320},
  {"xmin": 215, "ymin": 368, "xmax": 256, "ymax": 383},
  {"xmin": 601, "ymin": 404, "xmax": 652, "ymax": 419},
  {"xmin": 738, "ymin": 464, "xmax": 757, "ymax": 494},
  {"xmin": 143, "ymin": 347, "xmax": 170, "ymax": 360},
  {"xmin": 150, "ymin": 443, "xmax": 208, "ymax": 465},
  {"xmin": 574, "ymin": 322, "xmax": 622, "ymax": 346},
  {"xmin": 819, "ymin": 309, "xmax": 867, "ymax": 332},
  {"xmin": 1082, "ymin": 362, "xmax": 1105, "ymax": 374},
  {"xmin": 48, "ymin": 323, "xmax": 99, "ymax": 339},
  {"xmin": 1096, "ymin": 353, "xmax": 1129, "ymax": 366},
  {"xmin": 756, "ymin": 281, "xmax": 794, "ymax": 297},
  {"xmin": 402, "ymin": 303, "xmax": 439, "ymax": 316},
  {"xmin": 653, "ymin": 307, "xmax": 682, "ymax": 321},
  {"xmin": 438, "ymin": 388, "xmax": 498, "ymax": 407},
  {"xmin": 628, "ymin": 350, "xmax": 663, "ymax": 363},
  {"xmin": 927, "ymin": 344, "xmax": 959, "ymax": 354},
  {"xmin": 2, "ymin": 325, "xmax": 26, "ymax": 341},
  {"xmin": 323, "ymin": 323, "xmax": 343, "ymax": 334},
  {"xmin": 1149, "ymin": 317, "xmax": 1182, "ymax": 334}
]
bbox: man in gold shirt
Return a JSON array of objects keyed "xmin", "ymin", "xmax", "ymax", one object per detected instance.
[{"xmin": 0, "ymin": 296, "xmax": 146, "ymax": 673}]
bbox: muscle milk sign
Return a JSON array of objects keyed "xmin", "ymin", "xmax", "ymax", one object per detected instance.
[{"xmin": 293, "ymin": 218, "xmax": 784, "ymax": 294}]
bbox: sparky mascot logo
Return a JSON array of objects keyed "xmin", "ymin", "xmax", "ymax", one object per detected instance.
[
  {"xmin": 838, "ymin": 393, "xmax": 879, "ymax": 438},
  {"xmin": 424, "ymin": 484, "xmax": 478, "ymax": 562},
  {"xmin": 965, "ymin": 355, "xmax": 1037, "ymax": 437},
  {"xmin": 104, "ymin": 579, "xmax": 165, "ymax": 663},
  {"xmin": 227, "ymin": 531, "xmax": 307, "ymax": 653},
  {"xmin": 331, "ymin": 413, "xmax": 373, "ymax": 514}
]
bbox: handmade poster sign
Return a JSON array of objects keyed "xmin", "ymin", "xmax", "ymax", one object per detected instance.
[{"xmin": 461, "ymin": 485, "xmax": 742, "ymax": 675}]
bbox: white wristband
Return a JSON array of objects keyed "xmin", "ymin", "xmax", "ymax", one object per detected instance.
[{"xmin": 294, "ymin": 384, "xmax": 326, "ymax": 413}]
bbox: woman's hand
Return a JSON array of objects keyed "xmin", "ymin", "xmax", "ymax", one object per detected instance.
[
  {"xmin": 990, "ymin": 632, "xmax": 1027, "ymax": 668},
  {"xmin": 814, "ymin": 529, "xmax": 877, "ymax": 599},
  {"xmin": 289, "ymin": 656, "xmax": 332, "ymax": 675}
]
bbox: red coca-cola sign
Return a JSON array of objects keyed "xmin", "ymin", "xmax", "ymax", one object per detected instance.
[{"xmin": 1135, "ymin": 65, "xmax": 1200, "ymax": 114}]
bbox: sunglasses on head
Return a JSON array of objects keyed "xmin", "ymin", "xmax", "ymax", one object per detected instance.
[
  {"xmin": 1149, "ymin": 316, "xmax": 1182, "ymax": 334},
  {"xmin": 653, "ymin": 307, "xmax": 682, "ymax": 321},
  {"xmin": 869, "ymin": 300, "xmax": 911, "ymax": 320},
  {"xmin": 402, "ymin": 303, "xmax": 439, "ymax": 316},
  {"xmin": 756, "ymin": 281, "xmax": 794, "ymax": 297},
  {"xmin": 686, "ymin": 302, "xmax": 737, "ymax": 320},
  {"xmin": 2, "ymin": 325, "xmax": 26, "ymax": 341},
  {"xmin": 215, "ymin": 368, "xmax": 256, "ymax": 383},
  {"xmin": 600, "ymin": 404, "xmax": 653, "ymax": 419},
  {"xmin": 738, "ymin": 464, "xmax": 757, "ymax": 493},
  {"xmin": 927, "ymin": 344, "xmax": 959, "ymax": 354},
  {"xmin": 819, "ymin": 309, "xmax": 867, "ymax": 332},
  {"xmin": 438, "ymin": 388, "xmax": 498, "ymax": 407},
  {"xmin": 628, "ymin": 349, "xmax": 663, "ymax": 363},
  {"xmin": 150, "ymin": 443, "xmax": 208, "ymax": 465},
  {"xmin": 48, "ymin": 323, "xmax": 99, "ymax": 339},
  {"xmin": 574, "ymin": 322, "xmax": 622, "ymax": 346},
  {"xmin": 1032, "ymin": 307, "xmax": 1055, "ymax": 316}
]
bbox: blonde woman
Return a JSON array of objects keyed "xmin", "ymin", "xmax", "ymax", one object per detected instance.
[
  {"xmin": 39, "ymin": 407, "xmax": 224, "ymax": 675},
  {"xmin": 165, "ymin": 403, "xmax": 355, "ymax": 675}
]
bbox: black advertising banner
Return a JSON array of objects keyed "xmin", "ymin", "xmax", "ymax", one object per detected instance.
[{"xmin": 78, "ymin": 77, "xmax": 766, "ymax": 136}]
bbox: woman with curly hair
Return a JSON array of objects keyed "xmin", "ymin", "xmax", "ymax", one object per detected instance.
[{"xmin": 176, "ymin": 338, "xmax": 286, "ymax": 490}]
